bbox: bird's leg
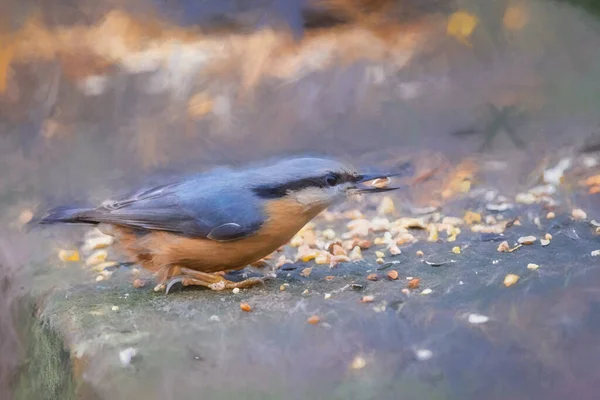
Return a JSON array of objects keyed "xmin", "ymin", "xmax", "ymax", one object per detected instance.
[{"xmin": 164, "ymin": 267, "xmax": 267, "ymax": 294}]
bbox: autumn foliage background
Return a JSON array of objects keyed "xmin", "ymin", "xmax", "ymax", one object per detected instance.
[{"xmin": 2, "ymin": 0, "xmax": 600, "ymax": 398}]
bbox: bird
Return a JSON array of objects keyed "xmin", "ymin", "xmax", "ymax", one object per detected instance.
[{"xmin": 36, "ymin": 156, "xmax": 405, "ymax": 293}]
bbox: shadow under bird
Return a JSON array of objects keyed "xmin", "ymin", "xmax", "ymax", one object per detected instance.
[{"xmin": 36, "ymin": 156, "xmax": 407, "ymax": 293}]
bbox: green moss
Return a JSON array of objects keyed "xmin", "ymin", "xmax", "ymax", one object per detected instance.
[{"xmin": 13, "ymin": 297, "xmax": 76, "ymax": 400}]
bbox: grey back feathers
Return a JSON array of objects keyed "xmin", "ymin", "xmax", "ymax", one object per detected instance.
[{"xmin": 37, "ymin": 156, "xmax": 355, "ymax": 241}]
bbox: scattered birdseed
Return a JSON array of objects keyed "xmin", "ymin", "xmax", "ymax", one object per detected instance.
[
  {"xmin": 503, "ymin": 274, "xmax": 520, "ymax": 287},
  {"xmin": 351, "ymin": 355, "xmax": 367, "ymax": 369},
  {"xmin": 407, "ymin": 278, "xmax": 420, "ymax": 289},
  {"xmin": 546, "ymin": 211, "xmax": 556, "ymax": 219},
  {"xmin": 232, "ymin": 288, "xmax": 240, "ymax": 294},
  {"xmin": 132, "ymin": 279, "xmax": 146, "ymax": 288},
  {"xmin": 544, "ymin": 233, "xmax": 552, "ymax": 240},
  {"xmin": 376, "ymin": 257, "xmax": 385, "ymax": 264},
  {"xmin": 58, "ymin": 249, "xmax": 80, "ymax": 262},
  {"xmin": 240, "ymin": 303, "xmax": 252, "ymax": 312},
  {"xmin": 377, "ymin": 196, "xmax": 396, "ymax": 215},
  {"xmin": 420, "ymin": 288, "xmax": 432, "ymax": 295},
  {"xmin": 375, "ymin": 251, "xmax": 385, "ymax": 258},
  {"xmin": 415, "ymin": 349, "xmax": 433, "ymax": 361},
  {"xmin": 315, "ymin": 254, "xmax": 330, "ymax": 265},
  {"xmin": 302, "ymin": 289, "xmax": 310, "ymax": 295},
  {"xmin": 516, "ymin": 193, "xmax": 536, "ymax": 204},
  {"xmin": 468, "ymin": 313, "xmax": 489, "ymax": 324},
  {"xmin": 416, "ymin": 250, "xmax": 424, "ymax": 257},
  {"xmin": 300, "ymin": 267, "xmax": 313, "ymax": 277},
  {"xmin": 361, "ymin": 295, "xmax": 375, "ymax": 303},
  {"xmin": 111, "ymin": 306, "xmax": 119, "ymax": 311},
  {"xmin": 119, "ymin": 348, "xmax": 137, "ymax": 366},
  {"xmin": 518, "ymin": 236, "xmax": 537, "ymax": 245},
  {"xmin": 324, "ymin": 276, "xmax": 335, "ymax": 281},
  {"xmin": 350, "ymin": 246, "xmax": 363, "ymax": 260},
  {"xmin": 572, "ymin": 208, "xmax": 587, "ymax": 220},
  {"xmin": 96, "ymin": 275, "xmax": 105, "ymax": 282},
  {"xmin": 540, "ymin": 239, "xmax": 550, "ymax": 246},
  {"xmin": 209, "ymin": 315, "xmax": 221, "ymax": 322},
  {"xmin": 92, "ymin": 261, "xmax": 119, "ymax": 272},
  {"xmin": 81, "ymin": 235, "xmax": 114, "ymax": 252},
  {"xmin": 307, "ymin": 315, "xmax": 321, "ymax": 325},
  {"xmin": 401, "ymin": 288, "xmax": 410, "ymax": 295},
  {"xmin": 464, "ymin": 211, "xmax": 482, "ymax": 224},
  {"xmin": 331, "ymin": 244, "xmax": 347, "ymax": 256},
  {"xmin": 19, "ymin": 209, "xmax": 33, "ymax": 225},
  {"xmin": 452, "ymin": 246, "xmax": 461, "ymax": 254},
  {"xmin": 387, "ymin": 270, "xmax": 399, "ymax": 280},
  {"xmin": 322, "ymin": 228, "xmax": 336, "ymax": 240},
  {"xmin": 85, "ymin": 250, "xmax": 108, "ymax": 267},
  {"xmin": 290, "ymin": 235, "xmax": 304, "ymax": 247},
  {"xmin": 367, "ymin": 273, "xmax": 378, "ymax": 281},
  {"xmin": 279, "ymin": 284, "xmax": 289, "ymax": 291},
  {"xmin": 324, "ymin": 293, "xmax": 332, "ymax": 299},
  {"xmin": 389, "ymin": 244, "xmax": 402, "ymax": 255},
  {"xmin": 527, "ymin": 263, "xmax": 539, "ymax": 270},
  {"xmin": 591, "ymin": 250, "xmax": 600, "ymax": 257},
  {"xmin": 497, "ymin": 241, "xmax": 510, "ymax": 252}
]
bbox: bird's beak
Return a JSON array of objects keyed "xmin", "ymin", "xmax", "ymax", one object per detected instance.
[{"xmin": 353, "ymin": 173, "xmax": 402, "ymax": 193}]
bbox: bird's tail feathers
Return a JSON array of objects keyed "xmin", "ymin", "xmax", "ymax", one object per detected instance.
[{"xmin": 33, "ymin": 206, "xmax": 99, "ymax": 226}]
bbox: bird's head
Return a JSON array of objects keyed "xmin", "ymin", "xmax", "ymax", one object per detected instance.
[{"xmin": 248, "ymin": 156, "xmax": 410, "ymax": 210}]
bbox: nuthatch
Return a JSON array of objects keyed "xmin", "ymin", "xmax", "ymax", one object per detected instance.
[{"xmin": 37, "ymin": 156, "xmax": 405, "ymax": 293}]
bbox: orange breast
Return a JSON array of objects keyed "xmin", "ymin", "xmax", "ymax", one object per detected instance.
[{"xmin": 114, "ymin": 198, "xmax": 326, "ymax": 274}]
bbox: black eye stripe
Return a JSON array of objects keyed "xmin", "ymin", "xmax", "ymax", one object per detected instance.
[{"xmin": 253, "ymin": 172, "xmax": 355, "ymax": 199}]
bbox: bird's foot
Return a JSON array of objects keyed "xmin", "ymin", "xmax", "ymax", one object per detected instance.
[{"xmin": 164, "ymin": 267, "xmax": 267, "ymax": 294}]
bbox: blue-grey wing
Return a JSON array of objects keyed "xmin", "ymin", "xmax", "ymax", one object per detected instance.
[{"xmin": 90, "ymin": 179, "xmax": 266, "ymax": 241}]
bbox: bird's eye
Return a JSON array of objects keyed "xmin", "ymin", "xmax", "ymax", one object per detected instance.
[{"xmin": 325, "ymin": 173, "xmax": 339, "ymax": 187}]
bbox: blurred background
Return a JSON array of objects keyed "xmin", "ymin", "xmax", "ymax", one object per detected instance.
[{"xmin": 2, "ymin": 0, "xmax": 600, "ymax": 399}]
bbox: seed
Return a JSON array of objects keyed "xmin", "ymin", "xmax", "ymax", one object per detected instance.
[
  {"xmin": 416, "ymin": 250, "xmax": 424, "ymax": 257},
  {"xmin": 315, "ymin": 254, "xmax": 330, "ymax": 265},
  {"xmin": 540, "ymin": 239, "xmax": 550, "ymax": 246},
  {"xmin": 361, "ymin": 295, "xmax": 375, "ymax": 303},
  {"xmin": 331, "ymin": 244, "xmax": 347, "ymax": 256},
  {"xmin": 350, "ymin": 246, "xmax": 363, "ymax": 260},
  {"xmin": 546, "ymin": 211, "xmax": 555, "ymax": 219},
  {"xmin": 290, "ymin": 235, "xmax": 304, "ymax": 247},
  {"xmin": 407, "ymin": 278, "xmax": 420, "ymax": 289},
  {"xmin": 111, "ymin": 306, "xmax": 119, "ymax": 311},
  {"xmin": 452, "ymin": 246, "xmax": 461, "ymax": 254},
  {"xmin": 307, "ymin": 315, "xmax": 320, "ymax": 325},
  {"xmin": 324, "ymin": 293, "xmax": 332, "ymax": 299},
  {"xmin": 58, "ymin": 249, "xmax": 80, "ymax": 262},
  {"xmin": 351, "ymin": 355, "xmax": 367, "ymax": 369},
  {"xmin": 544, "ymin": 233, "xmax": 552, "ymax": 240},
  {"xmin": 300, "ymin": 267, "xmax": 313, "ymax": 277},
  {"xmin": 467, "ymin": 313, "xmax": 489, "ymax": 324},
  {"xmin": 85, "ymin": 250, "xmax": 108, "ymax": 267},
  {"xmin": 367, "ymin": 273, "xmax": 378, "ymax": 281},
  {"xmin": 527, "ymin": 263, "xmax": 539, "ymax": 270},
  {"xmin": 279, "ymin": 284, "xmax": 288, "ymax": 291},
  {"xmin": 375, "ymin": 251, "xmax": 385, "ymax": 258},
  {"xmin": 420, "ymin": 288, "xmax": 432, "ymax": 295},
  {"xmin": 503, "ymin": 274, "xmax": 520, "ymax": 287},
  {"xmin": 386, "ymin": 270, "xmax": 399, "ymax": 280},
  {"xmin": 389, "ymin": 245, "xmax": 401, "ymax": 255},
  {"xmin": 572, "ymin": 208, "xmax": 587, "ymax": 220},
  {"xmin": 95, "ymin": 275, "xmax": 105, "ymax": 282},
  {"xmin": 401, "ymin": 288, "xmax": 410, "ymax": 294},
  {"xmin": 232, "ymin": 288, "xmax": 240, "ymax": 294},
  {"xmin": 377, "ymin": 196, "xmax": 396, "ymax": 215},
  {"xmin": 497, "ymin": 241, "xmax": 510, "ymax": 252},
  {"xmin": 517, "ymin": 236, "xmax": 536, "ymax": 245},
  {"xmin": 322, "ymin": 228, "xmax": 336, "ymax": 240},
  {"xmin": 82, "ymin": 236, "xmax": 114, "ymax": 252},
  {"xmin": 132, "ymin": 279, "xmax": 146, "ymax": 288},
  {"xmin": 240, "ymin": 303, "xmax": 252, "ymax": 312},
  {"xmin": 591, "ymin": 250, "xmax": 600, "ymax": 256},
  {"xmin": 376, "ymin": 257, "xmax": 385, "ymax": 264}
]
